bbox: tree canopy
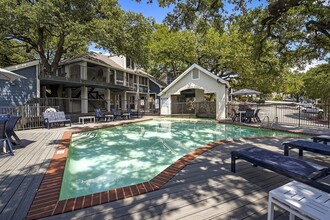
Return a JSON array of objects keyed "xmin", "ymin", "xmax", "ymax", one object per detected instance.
[
  {"xmin": 0, "ymin": 0, "xmax": 328, "ymax": 98},
  {"xmin": 303, "ymin": 64, "xmax": 330, "ymax": 101},
  {"xmin": 0, "ymin": 0, "xmax": 153, "ymax": 72},
  {"xmin": 148, "ymin": 0, "xmax": 329, "ymax": 67}
]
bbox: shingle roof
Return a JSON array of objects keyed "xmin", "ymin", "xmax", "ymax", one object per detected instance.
[
  {"xmin": 61, "ymin": 52, "xmax": 167, "ymax": 86},
  {"xmin": 61, "ymin": 52, "xmax": 128, "ymax": 71}
]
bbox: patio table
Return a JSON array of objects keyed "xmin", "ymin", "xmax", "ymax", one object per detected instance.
[
  {"xmin": 78, "ymin": 116, "xmax": 96, "ymax": 124},
  {"xmin": 268, "ymin": 181, "xmax": 330, "ymax": 220}
]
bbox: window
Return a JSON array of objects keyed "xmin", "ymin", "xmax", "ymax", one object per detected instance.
[
  {"xmin": 139, "ymin": 77, "xmax": 147, "ymax": 85},
  {"xmin": 126, "ymin": 57, "xmax": 135, "ymax": 69},
  {"xmin": 116, "ymin": 71, "xmax": 124, "ymax": 80},
  {"xmin": 128, "ymin": 74, "xmax": 134, "ymax": 86},
  {"xmin": 116, "ymin": 71, "xmax": 124, "ymax": 85},
  {"xmin": 192, "ymin": 69, "xmax": 199, "ymax": 79},
  {"xmin": 109, "ymin": 69, "xmax": 114, "ymax": 83}
]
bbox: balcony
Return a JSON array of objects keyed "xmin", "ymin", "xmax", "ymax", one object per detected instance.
[{"xmin": 39, "ymin": 74, "xmax": 132, "ymax": 91}]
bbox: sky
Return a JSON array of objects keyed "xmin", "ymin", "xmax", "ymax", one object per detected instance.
[
  {"xmin": 118, "ymin": 0, "xmax": 266, "ymax": 24},
  {"xmin": 118, "ymin": 0, "xmax": 173, "ymax": 23}
]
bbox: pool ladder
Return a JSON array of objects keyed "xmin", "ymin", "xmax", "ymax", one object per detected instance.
[{"xmin": 260, "ymin": 116, "xmax": 278, "ymax": 128}]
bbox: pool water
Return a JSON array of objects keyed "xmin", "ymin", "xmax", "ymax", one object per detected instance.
[{"xmin": 60, "ymin": 120, "xmax": 300, "ymax": 200}]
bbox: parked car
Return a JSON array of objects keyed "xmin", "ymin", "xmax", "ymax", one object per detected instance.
[
  {"xmin": 283, "ymin": 98, "xmax": 295, "ymax": 102},
  {"xmin": 295, "ymin": 101, "xmax": 313, "ymax": 109},
  {"xmin": 301, "ymin": 106, "xmax": 323, "ymax": 114}
]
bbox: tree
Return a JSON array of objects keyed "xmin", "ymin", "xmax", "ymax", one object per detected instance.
[
  {"xmin": 0, "ymin": 0, "xmax": 155, "ymax": 101},
  {"xmin": 0, "ymin": 0, "xmax": 148, "ymax": 75},
  {"xmin": 255, "ymin": 0, "xmax": 330, "ymax": 67},
  {"xmin": 145, "ymin": 0, "xmax": 329, "ymax": 67},
  {"xmin": 303, "ymin": 64, "xmax": 330, "ymax": 102},
  {"xmin": 0, "ymin": 0, "xmax": 103, "ymax": 75},
  {"xmin": 147, "ymin": 25, "xmax": 197, "ymax": 78},
  {"xmin": 0, "ymin": 40, "xmax": 35, "ymax": 67},
  {"xmin": 94, "ymin": 11, "xmax": 154, "ymax": 68},
  {"xmin": 280, "ymin": 70, "xmax": 304, "ymax": 101}
]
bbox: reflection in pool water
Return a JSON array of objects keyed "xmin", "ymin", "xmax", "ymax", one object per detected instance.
[{"xmin": 60, "ymin": 120, "xmax": 300, "ymax": 200}]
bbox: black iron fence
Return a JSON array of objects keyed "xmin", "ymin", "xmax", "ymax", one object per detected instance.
[
  {"xmin": 0, "ymin": 97, "xmax": 160, "ymax": 130},
  {"xmin": 227, "ymin": 102, "xmax": 330, "ymax": 128}
]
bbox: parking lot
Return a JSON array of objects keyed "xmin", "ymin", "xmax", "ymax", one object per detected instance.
[{"xmin": 229, "ymin": 102, "xmax": 330, "ymax": 128}]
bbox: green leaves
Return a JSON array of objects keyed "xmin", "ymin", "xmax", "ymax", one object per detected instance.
[{"xmin": 303, "ymin": 64, "xmax": 330, "ymax": 100}]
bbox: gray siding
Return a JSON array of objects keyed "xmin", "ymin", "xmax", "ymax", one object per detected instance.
[
  {"xmin": 0, "ymin": 66, "xmax": 38, "ymax": 107},
  {"xmin": 149, "ymin": 80, "xmax": 161, "ymax": 95}
]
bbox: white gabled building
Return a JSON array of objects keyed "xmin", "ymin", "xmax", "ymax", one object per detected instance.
[{"xmin": 158, "ymin": 64, "xmax": 230, "ymax": 120}]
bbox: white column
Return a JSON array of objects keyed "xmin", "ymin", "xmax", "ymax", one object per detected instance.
[
  {"xmin": 123, "ymin": 72, "xmax": 127, "ymax": 86},
  {"xmin": 123, "ymin": 92, "xmax": 127, "ymax": 111},
  {"xmin": 81, "ymin": 86, "xmax": 88, "ymax": 113},
  {"xmin": 136, "ymin": 75, "xmax": 140, "ymax": 109},
  {"xmin": 80, "ymin": 62, "xmax": 87, "ymax": 80},
  {"xmin": 66, "ymin": 88, "xmax": 73, "ymax": 113},
  {"xmin": 146, "ymin": 94, "xmax": 150, "ymax": 111},
  {"xmin": 106, "ymin": 68, "xmax": 110, "ymax": 83},
  {"xmin": 64, "ymin": 65, "xmax": 70, "ymax": 79},
  {"xmin": 216, "ymin": 90, "xmax": 226, "ymax": 120},
  {"xmin": 105, "ymin": 89, "xmax": 111, "ymax": 112}
]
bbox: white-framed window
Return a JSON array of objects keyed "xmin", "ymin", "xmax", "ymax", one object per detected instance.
[
  {"xmin": 192, "ymin": 69, "xmax": 199, "ymax": 80},
  {"xmin": 116, "ymin": 71, "xmax": 124, "ymax": 85}
]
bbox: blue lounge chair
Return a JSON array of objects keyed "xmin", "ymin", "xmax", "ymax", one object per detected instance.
[
  {"xmin": 6, "ymin": 116, "xmax": 22, "ymax": 145},
  {"xmin": 231, "ymin": 147, "xmax": 330, "ymax": 193},
  {"xmin": 94, "ymin": 109, "xmax": 113, "ymax": 121},
  {"xmin": 312, "ymin": 135, "xmax": 330, "ymax": 144},
  {"xmin": 0, "ymin": 115, "xmax": 21, "ymax": 145},
  {"xmin": 283, "ymin": 140, "xmax": 330, "ymax": 157},
  {"xmin": 112, "ymin": 109, "xmax": 124, "ymax": 120},
  {"xmin": 127, "ymin": 107, "xmax": 142, "ymax": 118},
  {"xmin": 0, "ymin": 120, "xmax": 14, "ymax": 156}
]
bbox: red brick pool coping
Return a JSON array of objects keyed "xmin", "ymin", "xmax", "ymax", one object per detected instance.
[{"xmin": 26, "ymin": 119, "xmax": 286, "ymax": 219}]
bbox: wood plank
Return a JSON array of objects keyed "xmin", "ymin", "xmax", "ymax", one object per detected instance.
[
  {"xmin": 0, "ymin": 124, "xmax": 328, "ymax": 220},
  {"xmin": 7, "ymin": 131, "xmax": 63, "ymax": 220},
  {"xmin": 0, "ymin": 130, "xmax": 63, "ymax": 219}
]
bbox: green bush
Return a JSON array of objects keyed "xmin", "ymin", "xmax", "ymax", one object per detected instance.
[{"xmin": 273, "ymin": 94, "xmax": 283, "ymax": 101}]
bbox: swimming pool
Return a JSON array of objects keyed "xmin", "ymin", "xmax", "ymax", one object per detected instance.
[{"xmin": 60, "ymin": 120, "xmax": 300, "ymax": 200}]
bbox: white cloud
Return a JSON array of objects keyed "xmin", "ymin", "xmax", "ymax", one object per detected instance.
[
  {"xmin": 90, "ymin": 50, "xmax": 110, "ymax": 56},
  {"xmin": 290, "ymin": 59, "xmax": 327, "ymax": 73}
]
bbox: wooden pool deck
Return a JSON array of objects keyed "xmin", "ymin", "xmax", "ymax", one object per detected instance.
[{"xmin": 0, "ymin": 119, "xmax": 329, "ymax": 220}]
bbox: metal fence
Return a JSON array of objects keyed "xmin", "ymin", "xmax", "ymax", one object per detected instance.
[
  {"xmin": 227, "ymin": 102, "xmax": 330, "ymax": 128},
  {"xmin": 0, "ymin": 97, "xmax": 159, "ymax": 130}
]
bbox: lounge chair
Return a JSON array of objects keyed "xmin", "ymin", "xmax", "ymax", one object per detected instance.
[
  {"xmin": 94, "ymin": 108, "xmax": 113, "ymax": 121},
  {"xmin": 283, "ymin": 140, "xmax": 330, "ymax": 157},
  {"xmin": 0, "ymin": 120, "xmax": 14, "ymax": 156},
  {"xmin": 112, "ymin": 109, "xmax": 129, "ymax": 120},
  {"xmin": 312, "ymin": 135, "xmax": 330, "ymax": 144},
  {"xmin": 127, "ymin": 107, "xmax": 141, "ymax": 118},
  {"xmin": 6, "ymin": 116, "xmax": 22, "ymax": 145},
  {"xmin": 231, "ymin": 147, "xmax": 330, "ymax": 193}
]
